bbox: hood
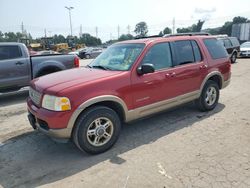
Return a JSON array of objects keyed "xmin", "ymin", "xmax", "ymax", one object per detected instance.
[
  {"xmin": 240, "ymin": 47, "xmax": 250, "ymax": 51},
  {"xmin": 31, "ymin": 67, "xmax": 122, "ymax": 94}
]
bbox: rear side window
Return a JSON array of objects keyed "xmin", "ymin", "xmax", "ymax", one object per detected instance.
[
  {"xmin": 0, "ymin": 46, "xmax": 22, "ymax": 60},
  {"xmin": 141, "ymin": 42, "xmax": 172, "ymax": 70},
  {"xmin": 191, "ymin": 41, "xmax": 202, "ymax": 62},
  {"xmin": 174, "ymin": 40, "xmax": 194, "ymax": 65},
  {"xmin": 229, "ymin": 37, "xmax": 240, "ymax": 47},
  {"xmin": 203, "ymin": 39, "xmax": 228, "ymax": 59},
  {"xmin": 223, "ymin": 39, "xmax": 232, "ymax": 48}
]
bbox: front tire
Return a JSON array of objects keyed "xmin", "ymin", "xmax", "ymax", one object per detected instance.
[
  {"xmin": 73, "ymin": 106, "xmax": 121, "ymax": 154},
  {"xmin": 195, "ymin": 80, "xmax": 220, "ymax": 111}
]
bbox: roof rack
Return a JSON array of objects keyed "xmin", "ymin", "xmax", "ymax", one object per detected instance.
[
  {"xmin": 134, "ymin": 35, "xmax": 162, "ymax": 39},
  {"xmin": 164, "ymin": 32, "xmax": 210, "ymax": 37}
]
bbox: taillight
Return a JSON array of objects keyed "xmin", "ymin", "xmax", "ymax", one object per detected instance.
[{"xmin": 74, "ymin": 56, "xmax": 80, "ymax": 67}]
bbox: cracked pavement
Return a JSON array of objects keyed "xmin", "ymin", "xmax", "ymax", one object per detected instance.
[{"xmin": 0, "ymin": 59, "xmax": 250, "ymax": 188}]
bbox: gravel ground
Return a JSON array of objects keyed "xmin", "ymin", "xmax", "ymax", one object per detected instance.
[{"xmin": 0, "ymin": 59, "xmax": 250, "ymax": 188}]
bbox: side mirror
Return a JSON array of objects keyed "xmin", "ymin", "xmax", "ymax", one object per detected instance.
[{"xmin": 137, "ymin": 63, "xmax": 155, "ymax": 75}]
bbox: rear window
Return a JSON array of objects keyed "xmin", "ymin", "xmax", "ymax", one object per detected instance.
[
  {"xmin": 0, "ymin": 45, "xmax": 22, "ymax": 60},
  {"xmin": 203, "ymin": 38, "xmax": 228, "ymax": 59}
]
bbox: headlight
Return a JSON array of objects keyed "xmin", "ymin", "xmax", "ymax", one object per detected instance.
[{"xmin": 42, "ymin": 95, "xmax": 71, "ymax": 111}]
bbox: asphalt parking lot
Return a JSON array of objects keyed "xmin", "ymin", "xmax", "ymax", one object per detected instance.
[{"xmin": 0, "ymin": 58, "xmax": 250, "ymax": 188}]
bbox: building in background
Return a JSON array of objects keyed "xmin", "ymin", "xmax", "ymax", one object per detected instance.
[{"xmin": 231, "ymin": 23, "xmax": 250, "ymax": 42}]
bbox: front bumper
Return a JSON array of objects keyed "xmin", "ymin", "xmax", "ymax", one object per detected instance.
[
  {"xmin": 27, "ymin": 98, "xmax": 72, "ymax": 139},
  {"xmin": 239, "ymin": 51, "xmax": 250, "ymax": 57}
]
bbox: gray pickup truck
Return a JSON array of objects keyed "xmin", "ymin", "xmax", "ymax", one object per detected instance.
[{"xmin": 0, "ymin": 42, "xmax": 79, "ymax": 92}]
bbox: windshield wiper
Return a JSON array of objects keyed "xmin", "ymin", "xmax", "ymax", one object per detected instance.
[
  {"xmin": 86, "ymin": 64, "xmax": 92, "ymax": 68},
  {"xmin": 92, "ymin": 65, "xmax": 113, "ymax": 70}
]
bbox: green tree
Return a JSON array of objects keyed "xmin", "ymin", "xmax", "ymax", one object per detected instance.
[
  {"xmin": 219, "ymin": 21, "xmax": 233, "ymax": 35},
  {"xmin": 218, "ymin": 16, "xmax": 249, "ymax": 36},
  {"xmin": 177, "ymin": 27, "xmax": 192, "ymax": 33},
  {"xmin": 80, "ymin": 33, "xmax": 102, "ymax": 46},
  {"xmin": 0, "ymin": 31, "xmax": 4, "ymax": 42},
  {"xmin": 177, "ymin": 20, "xmax": 205, "ymax": 33},
  {"xmin": 118, "ymin": 34, "xmax": 134, "ymax": 41},
  {"xmin": 134, "ymin": 22, "xmax": 148, "ymax": 37},
  {"xmin": 163, "ymin": 27, "xmax": 172, "ymax": 34},
  {"xmin": 233, "ymin": 16, "xmax": 249, "ymax": 24},
  {"xmin": 53, "ymin": 34, "xmax": 66, "ymax": 43},
  {"xmin": 159, "ymin": 27, "xmax": 172, "ymax": 36}
]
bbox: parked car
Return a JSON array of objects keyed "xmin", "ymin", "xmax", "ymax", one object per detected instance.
[
  {"xmin": 217, "ymin": 36, "xmax": 240, "ymax": 63},
  {"xmin": 27, "ymin": 34, "xmax": 231, "ymax": 154},
  {"xmin": 0, "ymin": 42, "xmax": 79, "ymax": 93},
  {"xmin": 239, "ymin": 41, "xmax": 250, "ymax": 57},
  {"xmin": 35, "ymin": 50, "xmax": 60, "ymax": 56},
  {"xmin": 78, "ymin": 47, "xmax": 104, "ymax": 59},
  {"xmin": 68, "ymin": 48, "xmax": 86, "ymax": 56}
]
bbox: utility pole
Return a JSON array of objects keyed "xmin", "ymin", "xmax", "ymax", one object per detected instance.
[
  {"xmin": 95, "ymin": 26, "xmax": 98, "ymax": 38},
  {"xmin": 127, "ymin": 25, "xmax": 131, "ymax": 34},
  {"xmin": 117, "ymin": 25, "xmax": 120, "ymax": 39},
  {"xmin": 172, "ymin": 17, "xmax": 175, "ymax": 34},
  {"xmin": 21, "ymin": 22, "xmax": 24, "ymax": 35},
  {"xmin": 44, "ymin": 29, "xmax": 47, "ymax": 37},
  {"xmin": 80, "ymin": 24, "xmax": 82, "ymax": 37},
  {"xmin": 65, "ymin": 6, "xmax": 74, "ymax": 36}
]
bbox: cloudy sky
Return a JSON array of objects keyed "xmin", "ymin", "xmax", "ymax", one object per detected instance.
[{"xmin": 0, "ymin": 0, "xmax": 250, "ymax": 41}]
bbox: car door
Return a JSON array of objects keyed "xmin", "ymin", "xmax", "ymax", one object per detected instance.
[
  {"xmin": 0, "ymin": 45, "xmax": 30, "ymax": 90},
  {"xmin": 170, "ymin": 40, "xmax": 207, "ymax": 96},
  {"xmin": 131, "ymin": 42, "xmax": 179, "ymax": 109}
]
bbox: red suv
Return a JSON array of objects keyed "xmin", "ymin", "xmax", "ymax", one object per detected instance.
[{"xmin": 27, "ymin": 34, "xmax": 231, "ymax": 154}]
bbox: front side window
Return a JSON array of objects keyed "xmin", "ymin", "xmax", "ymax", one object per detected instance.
[
  {"xmin": 141, "ymin": 42, "xmax": 172, "ymax": 70},
  {"xmin": 0, "ymin": 46, "xmax": 22, "ymax": 60},
  {"xmin": 204, "ymin": 38, "xmax": 228, "ymax": 59},
  {"xmin": 174, "ymin": 40, "xmax": 194, "ymax": 66},
  {"xmin": 89, "ymin": 43, "xmax": 145, "ymax": 71}
]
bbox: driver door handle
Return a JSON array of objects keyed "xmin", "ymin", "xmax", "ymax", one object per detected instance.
[
  {"xmin": 199, "ymin": 64, "xmax": 207, "ymax": 69},
  {"xmin": 165, "ymin": 72, "xmax": 176, "ymax": 78},
  {"xmin": 16, "ymin": 61, "xmax": 24, "ymax": 65}
]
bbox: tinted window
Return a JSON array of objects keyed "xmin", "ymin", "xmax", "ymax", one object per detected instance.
[
  {"xmin": 174, "ymin": 40, "xmax": 194, "ymax": 65},
  {"xmin": 0, "ymin": 46, "xmax": 22, "ymax": 60},
  {"xmin": 191, "ymin": 41, "xmax": 202, "ymax": 62},
  {"xmin": 203, "ymin": 38, "xmax": 228, "ymax": 59},
  {"xmin": 223, "ymin": 39, "xmax": 232, "ymax": 48},
  {"xmin": 229, "ymin": 37, "xmax": 240, "ymax": 47},
  {"xmin": 141, "ymin": 42, "xmax": 172, "ymax": 70}
]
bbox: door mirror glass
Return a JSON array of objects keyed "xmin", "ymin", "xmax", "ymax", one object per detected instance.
[{"xmin": 137, "ymin": 63, "xmax": 155, "ymax": 75}]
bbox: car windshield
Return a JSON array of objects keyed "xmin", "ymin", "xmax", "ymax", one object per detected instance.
[
  {"xmin": 241, "ymin": 42, "xmax": 250, "ymax": 48},
  {"xmin": 89, "ymin": 43, "xmax": 145, "ymax": 71}
]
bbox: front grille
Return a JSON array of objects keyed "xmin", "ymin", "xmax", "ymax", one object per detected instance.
[{"xmin": 29, "ymin": 87, "xmax": 42, "ymax": 106}]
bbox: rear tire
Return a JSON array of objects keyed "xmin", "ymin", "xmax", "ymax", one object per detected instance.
[
  {"xmin": 195, "ymin": 80, "xmax": 220, "ymax": 111},
  {"xmin": 73, "ymin": 106, "xmax": 121, "ymax": 154}
]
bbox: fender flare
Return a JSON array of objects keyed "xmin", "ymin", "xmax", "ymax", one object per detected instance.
[
  {"xmin": 34, "ymin": 61, "xmax": 66, "ymax": 78},
  {"xmin": 199, "ymin": 71, "xmax": 223, "ymax": 92},
  {"xmin": 67, "ymin": 95, "xmax": 129, "ymax": 131}
]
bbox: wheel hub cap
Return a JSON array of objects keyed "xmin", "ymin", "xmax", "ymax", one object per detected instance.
[
  {"xmin": 205, "ymin": 86, "xmax": 217, "ymax": 106},
  {"xmin": 96, "ymin": 127, "xmax": 105, "ymax": 136},
  {"xmin": 86, "ymin": 117, "xmax": 114, "ymax": 147}
]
